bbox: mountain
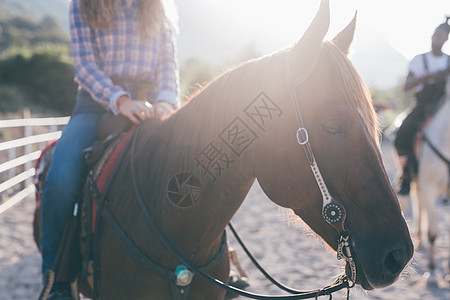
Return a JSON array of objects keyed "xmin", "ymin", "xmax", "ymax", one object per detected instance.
[
  {"xmin": 0, "ymin": 0, "xmax": 409, "ymax": 90},
  {"xmin": 175, "ymin": 0, "xmax": 408, "ymax": 90},
  {"xmin": 351, "ymin": 29, "xmax": 409, "ymax": 90},
  {"xmin": 0, "ymin": 0, "xmax": 70, "ymax": 30}
]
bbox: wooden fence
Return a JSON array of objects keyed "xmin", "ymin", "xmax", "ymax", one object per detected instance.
[{"xmin": 0, "ymin": 110, "xmax": 69, "ymax": 215}]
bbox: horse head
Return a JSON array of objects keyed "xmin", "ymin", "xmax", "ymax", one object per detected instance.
[{"xmin": 253, "ymin": 0, "xmax": 413, "ymax": 290}]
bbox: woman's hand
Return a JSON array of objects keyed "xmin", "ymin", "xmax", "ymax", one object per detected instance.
[
  {"xmin": 118, "ymin": 96, "xmax": 176, "ymax": 124},
  {"xmin": 151, "ymin": 101, "xmax": 176, "ymax": 119},
  {"xmin": 118, "ymin": 96, "xmax": 153, "ymax": 124}
]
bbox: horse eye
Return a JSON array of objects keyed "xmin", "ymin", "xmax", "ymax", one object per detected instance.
[{"xmin": 322, "ymin": 120, "xmax": 343, "ymax": 134}]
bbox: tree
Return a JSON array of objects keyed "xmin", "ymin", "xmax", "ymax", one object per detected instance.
[
  {"xmin": 0, "ymin": 14, "xmax": 69, "ymax": 53},
  {"xmin": 0, "ymin": 45, "xmax": 77, "ymax": 114}
]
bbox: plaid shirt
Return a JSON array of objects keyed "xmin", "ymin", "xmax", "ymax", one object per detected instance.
[{"xmin": 70, "ymin": 0, "xmax": 180, "ymax": 115}]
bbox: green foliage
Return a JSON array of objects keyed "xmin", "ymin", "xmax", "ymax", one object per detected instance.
[
  {"xmin": 0, "ymin": 11, "xmax": 73, "ymax": 115},
  {"xmin": 180, "ymin": 59, "xmax": 217, "ymax": 101},
  {"xmin": 0, "ymin": 85, "xmax": 26, "ymax": 113},
  {"xmin": 371, "ymin": 85, "xmax": 408, "ymax": 111},
  {"xmin": 0, "ymin": 45, "xmax": 77, "ymax": 115},
  {"xmin": 180, "ymin": 43, "xmax": 262, "ymax": 102},
  {"xmin": 370, "ymin": 84, "xmax": 414, "ymax": 128},
  {"xmin": 0, "ymin": 14, "xmax": 69, "ymax": 53}
]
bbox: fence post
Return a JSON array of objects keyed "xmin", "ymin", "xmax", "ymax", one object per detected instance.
[
  {"xmin": 23, "ymin": 108, "xmax": 32, "ymax": 187},
  {"xmin": 0, "ymin": 115, "xmax": 69, "ymax": 215},
  {"xmin": 8, "ymin": 148, "xmax": 16, "ymax": 179}
]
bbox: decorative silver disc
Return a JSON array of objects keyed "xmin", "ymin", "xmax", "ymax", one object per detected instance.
[{"xmin": 323, "ymin": 202, "xmax": 343, "ymax": 224}]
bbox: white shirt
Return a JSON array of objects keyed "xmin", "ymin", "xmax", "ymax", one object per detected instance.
[{"xmin": 409, "ymin": 51, "xmax": 449, "ymax": 92}]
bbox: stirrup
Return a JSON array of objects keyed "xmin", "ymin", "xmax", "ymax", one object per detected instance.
[
  {"xmin": 38, "ymin": 270, "xmax": 55, "ymax": 300},
  {"xmin": 225, "ymin": 271, "xmax": 250, "ymax": 299},
  {"xmin": 226, "ymin": 248, "xmax": 250, "ymax": 299}
]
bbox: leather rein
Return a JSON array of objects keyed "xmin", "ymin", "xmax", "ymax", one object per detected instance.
[
  {"xmin": 421, "ymin": 131, "xmax": 450, "ymax": 195},
  {"xmin": 421, "ymin": 131, "xmax": 450, "ymax": 167},
  {"xmin": 128, "ymin": 128, "xmax": 352, "ymax": 299},
  {"xmin": 120, "ymin": 48, "xmax": 358, "ymax": 299}
]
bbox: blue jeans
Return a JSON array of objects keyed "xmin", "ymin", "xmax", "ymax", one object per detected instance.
[{"xmin": 40, "ymin": 90, "xmax": 105, "ymax": 277}]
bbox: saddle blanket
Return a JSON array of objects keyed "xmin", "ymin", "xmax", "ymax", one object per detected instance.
[{"xmin": 33, "ymin": 128, "xmax": 135, "ymax": 233}]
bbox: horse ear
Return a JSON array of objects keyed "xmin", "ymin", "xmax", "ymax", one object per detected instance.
[
  {"xmin": 332, "ymin": 11, "xmax": 357, "ymax": 55},
  {"xmin": 292, "ymin": 0, "xmax": 330, "ymax": 75}
]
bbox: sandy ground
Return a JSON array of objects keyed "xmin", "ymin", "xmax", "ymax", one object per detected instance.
[{"xmin": 0, "ymin": 179, "xmax": 449, "ymax": 300}]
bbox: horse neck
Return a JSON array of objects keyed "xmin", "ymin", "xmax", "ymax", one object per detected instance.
[{"xmin": 146, "ymin": 59, "xmax": 279, "ymax": 259}]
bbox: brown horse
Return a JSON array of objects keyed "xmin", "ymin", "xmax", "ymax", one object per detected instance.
[{"xmin": 40, "ymin": 0, "xmax": 414, "ymax": 299}]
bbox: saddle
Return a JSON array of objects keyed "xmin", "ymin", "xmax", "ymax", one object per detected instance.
[
  {"xmin": 394, "ymin": 53, "xmax": 449, "ymax": 159},
  {"xmin": 34, "ymin": 113, "xmax": 134, "ymax": 298},
  {"xmin": 390, "ymin": 97, "xmax": 446, "ymax": 195},
  {"xmin": 35, "ymin": 113, "xmax": 247, "ymax": 300}
]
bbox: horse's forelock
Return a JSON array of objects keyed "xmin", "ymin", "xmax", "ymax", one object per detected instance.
[{"xmin": 321, "ymin": 42, "xmax": 380, "ymax": 146}]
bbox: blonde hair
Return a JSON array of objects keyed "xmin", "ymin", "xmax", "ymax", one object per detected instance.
[{"xmin": 81, "ymin": 0, "xmax": 174, "ymax": 37}]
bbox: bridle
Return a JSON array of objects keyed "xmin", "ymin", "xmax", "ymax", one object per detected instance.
[
  {"xmin": 128, "ymin": 129, "xmax": 353, "ymax": 299},
  {"xmin": 123, "ymin": 48, "xmax": 359, "ymax": 299},
  {"xmin": 285, "ymin": 47, "xmax": 358, "ymax": 286}
]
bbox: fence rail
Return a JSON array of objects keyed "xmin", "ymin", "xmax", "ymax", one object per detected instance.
[{"xmin": 0, "ymin": 111, "xmax": 69, "ymax": 215}]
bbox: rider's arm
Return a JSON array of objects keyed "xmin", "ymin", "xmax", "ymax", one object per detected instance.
[
  {"xmin": 404, "ymin": 69, "xmax": 450, "ymax": 92},
  {"xmin": 404, "ymin": 71, "xmax": 430, "ymax": 92},
  {"xmin": 70, "ymin": 0, "xmax": 130, "ymax": 115}
]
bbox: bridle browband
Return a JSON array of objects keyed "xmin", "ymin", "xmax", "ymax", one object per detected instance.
[{"xmin": 284, "ymin": 46, "xmax": 357, "ymax": 285}]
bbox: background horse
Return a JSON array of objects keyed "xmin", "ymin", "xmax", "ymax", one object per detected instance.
[
  {"xmin": 383, "ymin": 81, "xmax": 450, "ymax": 282},
  {"xmin": 412, "ymin": 81, "xmax": 450, "ymax": 279},
  {"xmin": 38, "ymin": 0, "xmax": 414, "ymax": 299}
]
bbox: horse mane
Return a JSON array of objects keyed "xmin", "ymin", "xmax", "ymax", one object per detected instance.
[
  {"xmin": 171, "ymin": 53, "xmax": 284, "ymax": 144},
  {"xmin": 134, "ymin": 50, "xmax": 286, "ymax": 165},
  {"xmin": 172, "ymin": 42, "xmax": 379, "ymax": 148},
  {"xmin": 123, "ymin": 41, "xmax": 379, "ymax": 215},
  {"xmin": 321, "ymin": 42, "xmax": 380, "ymax": 145},
  {"xmin": 127, "ymin": 53, "xmax": 285, "ymax": 214}
]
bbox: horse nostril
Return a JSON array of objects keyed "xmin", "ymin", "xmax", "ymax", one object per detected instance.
[{"xmin": 384, "ymin": 249, "xmax": 404, "ymax": 276}]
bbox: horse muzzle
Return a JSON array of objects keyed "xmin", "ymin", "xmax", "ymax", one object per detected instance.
[{"xmin": 349, "ymin": 238, "xmax": 414, "ymax": 290}]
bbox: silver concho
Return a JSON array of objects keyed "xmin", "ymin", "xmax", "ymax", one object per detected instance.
[
  {"xmin": 175, "ymin": 265, "xmax": 193, "ymax": 286},
  {"xmin": 323, "ymin": 202, "xmax": 343, "ymax": 224}
]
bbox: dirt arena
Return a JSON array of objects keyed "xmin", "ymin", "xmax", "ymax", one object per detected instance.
[{"xmin": 0, "ymin": 181, "xmax": 449, "ymax": 300}]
